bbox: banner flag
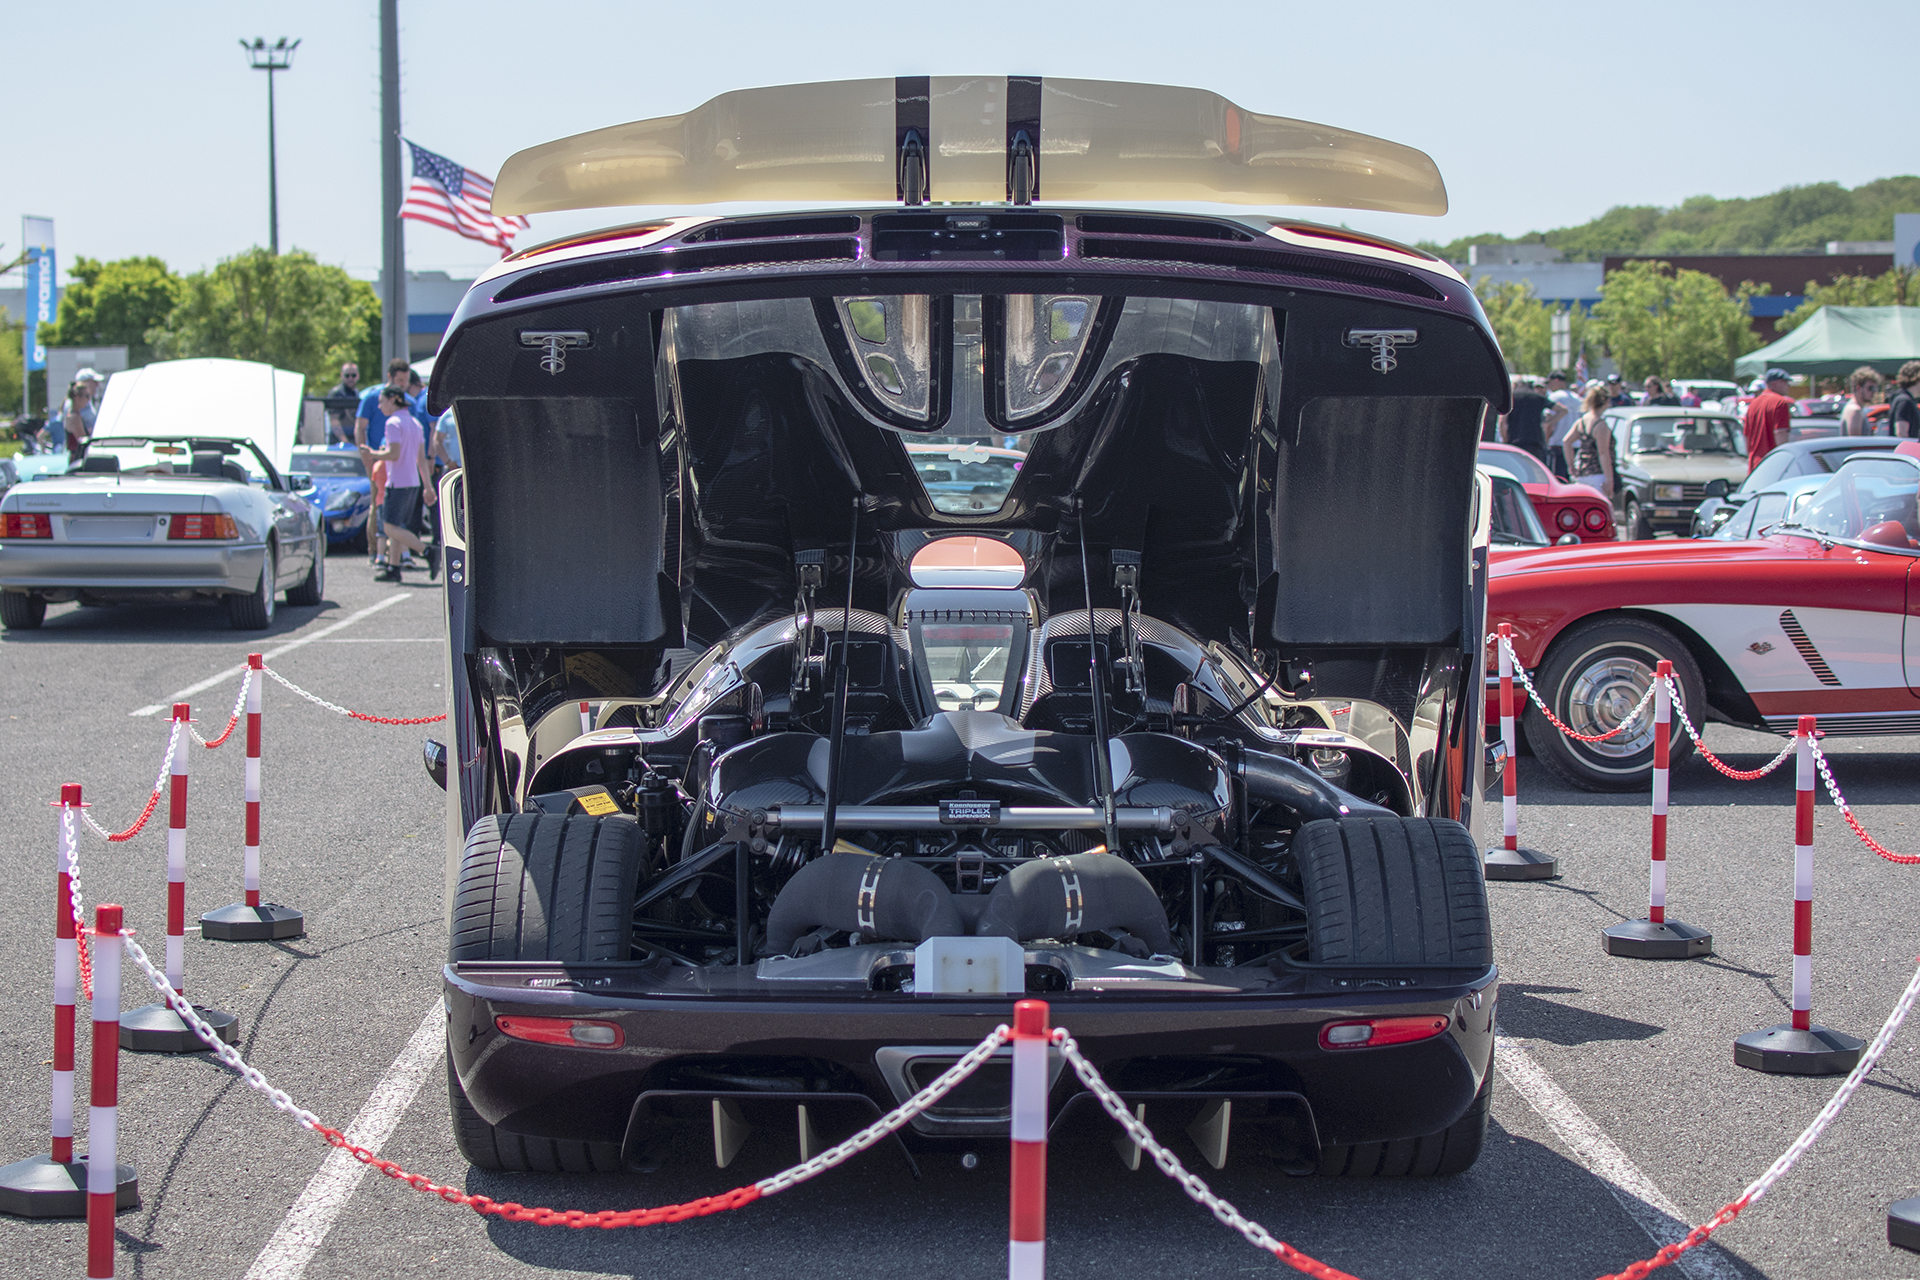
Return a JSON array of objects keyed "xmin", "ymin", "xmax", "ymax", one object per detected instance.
[{"xmin": 22, "ymin": 217, "xmax": 56, "ymax": 373}]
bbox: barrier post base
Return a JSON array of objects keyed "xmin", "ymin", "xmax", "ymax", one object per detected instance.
[
  {"xmin": 0, "ymin": 1156, "xmax": 138, "ymax": 1219},
  {"xmin": 120, "ymin": 1002, "xmax": 240, "ymax": 1054},
  {"xmin": 1734, "ymin": 1023, "xmax": 1864, "ymax": 1076},
  {"xmin": 200, "ymin": 902, "xmax": 305, "ymax": 941},
  {"xmin": 1483, "ymin": 845, "xmax": 1558, "ymax": 881},
  {"xmin": 1887, "ymin": 1196, "xmax": 1920, "ymax": 1253},
  {"xmin": 1601, "ymin": 918, "xmax": 1712, "ymax": 959}
]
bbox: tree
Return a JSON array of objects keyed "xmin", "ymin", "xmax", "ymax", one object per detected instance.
[
  {"xmin": 148, "ymin": 247, "xmax": 380, "ymax": 385},
  {"xmin": 1776, "ymin": 267, "xmax": 1919, "ymax": 333},
  {"xmin": 1587, "ymin": 260, "xmax": 1765, "ymax": 381},
  {"xmin": 1472, "ymin": 278, "xmax": 1589, "ymax": 375},
  {"xmin": 38, "ymin": 256, "xmax": 181, "ymax": 366}
]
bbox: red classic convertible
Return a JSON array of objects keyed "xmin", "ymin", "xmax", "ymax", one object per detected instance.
[{"xmin": 1488, "ymin": 444, "xmax": 1920, "ymax": 790}]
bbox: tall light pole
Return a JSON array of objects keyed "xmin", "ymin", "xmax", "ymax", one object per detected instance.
[
  {"xmin": 379, "ymin": 1, "xmax": 406, "ymax": 364},
  {"xmin": 240, "ymin": 37, "xmax": 299, "ymax": 254}
]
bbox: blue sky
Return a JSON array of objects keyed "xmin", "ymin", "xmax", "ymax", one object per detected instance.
[{"xmin": 3, "ymin": 0, "xmax": 1915, "ymax": 282}]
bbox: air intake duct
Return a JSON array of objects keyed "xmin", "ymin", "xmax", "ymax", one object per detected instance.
[{"xmin": 974, "ymin": 852, "xmax": 1173, "ymax": 956}]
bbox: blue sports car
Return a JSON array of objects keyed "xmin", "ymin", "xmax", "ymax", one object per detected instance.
[{"xmin": 289, "ymin": 447, "xmax": 373, "ymax": 549}]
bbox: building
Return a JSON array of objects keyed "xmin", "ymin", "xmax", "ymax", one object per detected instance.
[
  {"xmin": 383, "ymin": 270, "xmax": 476, "ymax": 360},
  {"xmin": 1601, "ymin": 252, "xmax": 1893, "ymax": 342},
  {"xmin": 1458, "ymin": 246, "xmax": 1605, "ymax": 312}
]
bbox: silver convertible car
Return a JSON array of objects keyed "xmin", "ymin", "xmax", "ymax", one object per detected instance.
[{"xmin": 0, "ymin": 359, "xmax": 324, "ymax": 630}]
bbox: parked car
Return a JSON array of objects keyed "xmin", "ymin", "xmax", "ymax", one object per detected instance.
[
  {"xmin": 1704, "ymin": 477, "xmax": 1825, "ymax": 540},
  {"xmin": 290, "ymin": 446, "xmax": 374, "ymax": 549},
  {"xmin": 1481, "ymin": 468, "xmax": 1552, "ymax": 548},
  {"xmin": 0, "ymin": 456, "xmax": 17, "ymax": 498},
  {"xmin": 1690, "ymin": 436, "xmax": 1902, "ymax": 535},
  {"xmin": 0, "ymin": 358, "xmax": 324, "ymax": 630},
  {"xmin": 1488, "ymin": 445, "xmax": 1920, "ymax": 790},
  {"xmin": 1671, "ymin": 379, "xmax": 1740, "ymax": 410},
  {"xmin": 426, "ymin": 77, "xmax": 1509, "ymax": 1183},
  {"xmin": 1608, "ymin": 408, "xmax": 1749, "ymax": 539},
  {"xmin": 1476, "ymin": 443, "xmax": 1613, "ymax": 543}
]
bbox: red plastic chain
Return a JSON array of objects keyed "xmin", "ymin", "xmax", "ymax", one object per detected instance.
[
  {"xmin": 312, "ymin": 1124, "xmax": 760, "ymax": 1225},
  {"xmin": 1837, "ymin": 810, "xmax": 1920, "ymax": 866},
  {"xmin": 346, "ymin": 710, "xmax": 447, "ymax": 725},
  {"xmin": 199, "ymin": 712, "xmax": 242, "ymax": 748},
  {"xmin": 1693, "ymin": 742, "xmax": 1795, "ymax": 783},
  {"xmin": 1528, "ymin": 700, "xmax": 1646, "ymax": 745},
  {"xmin": 1270, "ymin": 1243, "xmax": 1365, "ymax": 1280},
  {"xmin": 99, "ymin": 788, "xmax": 164, "ymax": 842},
  {"xmin": 1596, "ymin": 1197, "xmax": 1750, "ymax": 1280}
]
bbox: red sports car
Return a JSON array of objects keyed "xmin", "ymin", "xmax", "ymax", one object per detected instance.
[
  {"xmin": 1487, "ymin": 444, "xmax": 1920, "ymax": 790},
  {"xmin": 1476, "ymin": 443, "xmax": 1615, "ymax": 544}
]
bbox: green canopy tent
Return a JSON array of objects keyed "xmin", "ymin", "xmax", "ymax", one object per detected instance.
[{"xmin": 1735, "ymin": 305, "xmax": 1920, "ymax": 379}]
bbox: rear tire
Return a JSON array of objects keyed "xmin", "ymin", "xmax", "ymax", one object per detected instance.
[
  {"xmin": 1623, "ymin": 497, "xmax": 1654, "ymax": 541},
  {"xmin": 1296, "ymin": 816, "xmax": 1491, "ymax": 1177},
  {"xmin": 447, "ymin": 813, "xmax": 643, "ymax": 1173},
  {"xmin": 1, "ymin": 592, "xmax": 46, "ymax": 630},
  {"xmin": 1523, "ymin": 616, "xmax": 1703, "ymax": 792},
  {"xmin": 226, "ymin": 545, "xmax": 275, "ymax": 629},
  {"xmin": 286, "ymin": 541, "xmax": 324, "ymax": 606}
]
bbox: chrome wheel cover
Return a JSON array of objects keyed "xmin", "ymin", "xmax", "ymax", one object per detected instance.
[{"xmin": 1563, "ymin": 654, "xmax": 1655, "ymax": 759}]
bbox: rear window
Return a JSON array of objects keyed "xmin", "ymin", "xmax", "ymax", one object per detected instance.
[{"xmin": 291, "ymin": 452, "xmax": 368, "ymax": 477}]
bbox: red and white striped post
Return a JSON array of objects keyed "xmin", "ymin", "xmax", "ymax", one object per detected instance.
[
  {"xmin": 87, "ymin": 904, "xmax": 124, "ymax": 1278},
  {"xmin": 1735, "ymin": 716, "xmax": 1864, "ymax": 1074},
  {"xmin": 0, "ymin": 787, "xmax": 139, "ymax": 1219},
  {"xmin": 1603, "ymin": 660, "xmax": 1712, "ymax": 958},
  {"xmin": 578, "ymin": 701, "xmax": 593, "ymax": 736},
  {"xmin": 1483, "ymin": 624, "xmax": 1556, "ymax": 880},
  {"xmin": 124, "ymin": 707, "xmax": 240, "ymax": 1053},
  {"xmin": 203, "ymin": 657, "xmax": 304, "ymax": 941},
  {"xmin": 1008, "ymin": 999, "xmax": 1049, "ymax": 1280}
]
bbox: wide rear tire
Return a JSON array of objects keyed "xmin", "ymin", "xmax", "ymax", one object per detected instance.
[
  {"xmin": 447, "ymin": 813, "xmax": 642, "ymax": 1172},
  {"xmin": 286, "ymin": 541, "xmax": 324, "ymax": 606},
  {"xmin": 226, "ymin": 545, "xmax": 275, "ymax": 630},
  {"xmin": 1, "ymin": 592, "xmax": 46, "ymax": 630},
  {"xmin": 1296, "ymin": 816, "xmax": 1491, "ymax": 1177}
]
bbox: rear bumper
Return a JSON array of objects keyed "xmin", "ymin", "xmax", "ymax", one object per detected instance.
[
  {"xmin": 0, "ymin": 542, "xmax": 265, "ymax": 594},
  {"xmin": 444, "ymin": 959, "xmax": 1497, "ymax": 1157}
]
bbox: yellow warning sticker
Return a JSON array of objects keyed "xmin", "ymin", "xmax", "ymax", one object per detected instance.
[{"xmin": 576, "ymin": 791, "xmax": 619, "ymax": 816}]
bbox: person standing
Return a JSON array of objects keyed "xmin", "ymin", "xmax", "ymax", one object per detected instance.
[
  {"xmin": 355, "ymin": 359, "xmax": 410, "ymax": 566},
  {"xmin": 1607, "ymin": 374, "xmax": 1634, "ymax": 407},
  {"xmin": 1499, "ymin": 376, "xmax": 1552, "ymax": 464},
  {"xmin": 324, "ymin": 362, "xmax": 361, "ymax": 444},
  {"xmin": 358, "ymin": 387, "xmax": 438, "ymax": 583},
  {"xmin": 1642, "ymin": 376, "xmax": 1679, "ymax": 407},
  {"xmin": 1544, "ymin": 370, "xmax": 1581, "ymax": 478},
  {"xmin": 1840, "ymin": 367, "xmax": 1881, "ymax": 437},
  {"xmin": 52, "ymin": 371, "xmax": 102, "ymax": 461},
  {"xmin": 1742, "ymin": 368, "xmax": 1796, "ymax": 472},
  {"xmin": 1564, "ymin": 385, "xmax": 1615, "ymax": 497},
  {"xmin": 1888, "ymin": 362, "xmax": 1920, "ymax": 440}
]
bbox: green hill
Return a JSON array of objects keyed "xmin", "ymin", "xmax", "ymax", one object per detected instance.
[{"xmin": 1417, "ymin": 177, "xmax": 1920, "ymax": 263}]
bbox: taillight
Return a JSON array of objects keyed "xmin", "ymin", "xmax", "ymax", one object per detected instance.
[
  {"xmin": 1319, "ymin": 1015, "xmax": 1450, "ymax": 1050},
  {"xmin": 1583, "ymin": 507, "xmax": 1609, "ymax": 531},
  {"xmin": 494, "ymin": 1015, "xmax": 624, "ymax": 1049},
  {"xmin": 1555, "ymin": 507, "xmax": 1580, "ymax": 531},
  {"xmin": 0, "ymin": 513, "xmax": 52, "ymax": 538},
  {"xmin": 167, "ymin": 513, "xmax": 239, "ymax": 540}
]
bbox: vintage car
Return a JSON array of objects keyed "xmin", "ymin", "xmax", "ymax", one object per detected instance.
[
  {"xmin": 1608, "ymin": 407, "xmax": 1750, "ymax": 539},
  {"xmin": 1489, "ymin": 445, "xmax": 1920, "ymax": 790},
  {"xmin": 426, "ymin": 77, "xmax": 1513, "ymax": 1182},
  {"xmin": 1690, "ymin": 436, "xmax": 1902, "ymax": 536},
  {"xmin": 290, "ymin": 446, "xmax": 375, "ymax": 548},
  {"xmin": 0, "ymin": 358, "xmax": 324, "ymax": 630},
  {"xmin": 1476, "ymin": 443, "xmax": 1613, "ymax": 544}
]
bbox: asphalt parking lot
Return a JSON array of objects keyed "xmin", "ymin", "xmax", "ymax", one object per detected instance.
[{"xmin": 1, "ymin": 556, "xmax": 1916, "ymax": 1280}]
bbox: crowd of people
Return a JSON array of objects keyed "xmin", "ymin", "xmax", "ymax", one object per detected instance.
[{"xmin": 323, "ymin": 356, "xmax": 459, "ymax": 585}]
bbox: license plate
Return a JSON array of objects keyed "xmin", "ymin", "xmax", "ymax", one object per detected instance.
[
  {"xmin": 1653, "ymin": 507, "xmax": 1679, "ymax": 518},
  {"xmin": 64, "ymin": 516, "xmax": 156, "ymax": 541}
]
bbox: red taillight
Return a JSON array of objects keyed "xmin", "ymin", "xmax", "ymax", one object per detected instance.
[
  {"xmin": 1319, "ymin": 1015, "xmax": 1450, "ymax": 1050},
  {"xmin": 1583, "ymin": 507, "xmax": 1609, "ymax": 531},
  {"xmin": 494, "ymin": 1015, "xmax": 624, "ymax": 1049},
  {"xmin": 0, "ymin": 513, "xmax": 52, "ymax": 539},
  {"xmin": 1555, "ymin": 507, "xmax": 1580, "ymax": 531},
  {"xmin": 167, "ymin": 513, "xmax": 239, "ymax": 540}
]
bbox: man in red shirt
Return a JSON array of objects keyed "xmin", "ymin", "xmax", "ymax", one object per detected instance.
[{"xmin": 1742, "ymin": 368, "xmax": 1795, "ymax": 473}]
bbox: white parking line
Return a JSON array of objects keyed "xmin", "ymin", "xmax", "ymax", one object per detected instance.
[
  {"xmin": 130, "ymin": 595, "xmax": 411, "ymax": 716},
  {"xmin": 1497, "ymin": 1031, "xmax": 1741, "ymax": 1280},
  {"xmin": 244, "ymin": 1003, "xmax": 444, "ymax": 1280}
]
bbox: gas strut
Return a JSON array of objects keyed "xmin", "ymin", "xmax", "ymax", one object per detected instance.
[
  {"xmin": 819, "ymin": 495, "xmax": 862, "ymax": 855},
  {"xmin": 1076, "ymin": 504, "xmax": 1120, "ymax": 852}
]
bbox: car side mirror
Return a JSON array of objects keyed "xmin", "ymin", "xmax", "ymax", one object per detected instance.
[
  {"xmin": 423, "ymin": 738, "xmax": 448, "ymax": 790},
  {"xmin": 289, "ymin": 472, "xmax": 315, "ymax": 492},
  {"xmin": 1703, "ymin": 478, "xmax": 1729, "ymax": 499},
  {"xmin": 1555, "ymin": 533, "xmax": 1581, "ymax": 545}
]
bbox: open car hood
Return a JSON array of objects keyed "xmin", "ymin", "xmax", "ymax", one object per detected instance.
[{"xmin": 96, "ymin": 358, "xmax": 306, "ymax": 472}]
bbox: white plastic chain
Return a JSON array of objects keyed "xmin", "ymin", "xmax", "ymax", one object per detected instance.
[
  {"xmin": 122, "ymin": 932, "xmax": 324, "ymax": 1131},
  {"xmin": 1052, "ymin": 1028, "xmax": 1304, "ymax": 1261},
  {"xmin": 1662, "ymin": 674, "xmax": 1798, "ymax": 780},
  {"xmin": 263, "ymin": 665, "xmax": 351, "ymax": 717},
  {"xmin": 1808, "ymin": 739, "xmax": 1919, "ymax": 865},
  {"xmin": 189, "ymin": 667, "xmax": 253, "ymax": 747},
  {"xmin": 756, "ymin": 1025, "xmax": 1011, "ymax": 1195},
  {"xmin": 81, "ymin": 717, "xmax": 182, "ymax": 841},
  {"xmin": 1504, "ymin": 643, "xmax": 1657, "ymax": 739},
  {"xmin": 60, "ymin": 807, "xmax": 89, "ymax": 962}
]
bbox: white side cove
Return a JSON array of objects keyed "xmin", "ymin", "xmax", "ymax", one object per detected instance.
[{"xmin": 1657, "ymin": 602, "xmax": 1907, "ymax": 697}]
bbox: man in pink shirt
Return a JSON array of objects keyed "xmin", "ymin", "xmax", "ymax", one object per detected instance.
[
  {"xmin": 358, "ymin": 387, "xmax": 438, "ymax": 583},
  {"xmin": 1742, "ymin": 368, "xmax": 1795, "ymax": 475}
]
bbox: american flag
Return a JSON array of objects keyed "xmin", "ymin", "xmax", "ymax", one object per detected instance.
[{"xmin": 401, "ymin": 140, "xmax": 529, "ymax": 253}]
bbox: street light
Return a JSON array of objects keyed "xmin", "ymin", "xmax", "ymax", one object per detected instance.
[{"xmin": 240, "ymin": 37, "xmax": 300, "ymax": 255}]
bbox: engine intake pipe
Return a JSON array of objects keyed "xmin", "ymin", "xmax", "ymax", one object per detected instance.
[
  {"xmin": 763, "ymin": 852, "xmax": 964, "ymax": 955},
  {"xmin": 976, "ymin": 852, "xmax": 1173, "ymax": 956},
  {"xmin": 1237, "ymin": 749, "xmax": 1392, "ymax": 823}
]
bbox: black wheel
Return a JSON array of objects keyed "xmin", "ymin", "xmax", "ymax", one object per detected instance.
[
  {"xmin": 1295, "ymin": 816, "xmax": 1491, "ymax": 1177},
  {"xmin": 1, "ymin": 591, "xmax": 46, "ymax": 630},
  {"xmin": 1523, "ymin": 616, "xmax": 1703, "ymax": 792},
  {"xmin": 447, "ymin": 813, "xmax": 643, "ymax": 1172},
  {"xmin": 1622, "ymin": 496, "xmax": 1654, "ymax": 541},
  {"xmin": 226, "ymin": 544, "xmax": 275, "ymax": 629},
  {"xmin": 286, "ymin": 541, "xmax": 324, "ymax": 606}
]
